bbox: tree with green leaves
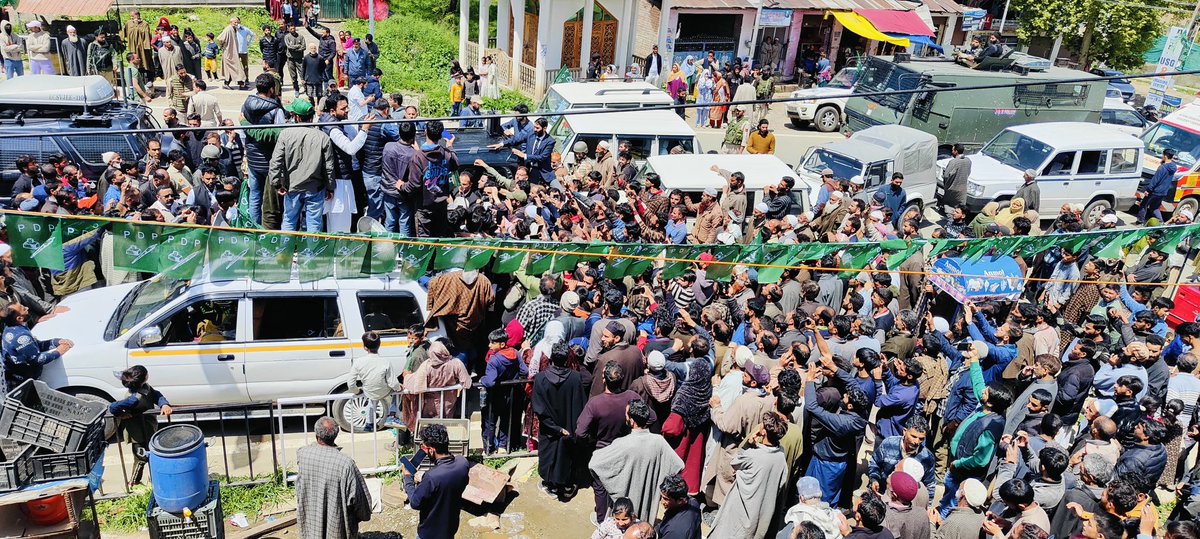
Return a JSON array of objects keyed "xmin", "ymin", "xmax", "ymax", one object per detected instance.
[{"xmin": 1010, "ymin": 0, "xmax": 1167, "ymax": 71}]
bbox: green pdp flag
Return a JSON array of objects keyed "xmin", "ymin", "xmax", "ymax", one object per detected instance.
[
  {"xmin": 253, "ymin": 233, "xmax": 297, "ymax": 283},
  {"xmin": 661, "ymin": 246, "xmax": 704, "ymax": 281},
  {"xmin": 112, "ymin": 221, "xmax": 167, "ymax": 272},
  {"xmin": 335, "ymin": 238, "xmax": 371, "ymax": 278},
  {"xmin": 59, "ymin": 218, "xmax": 106, "ymax": 243},
  {"xmin": 207, "ymin": 229, "xmax": 257, "ymax": 281},
  {"xmin": 8, "ymin": 214, "xmax": 63, "ymax": 270},
  {"xmin": 297, "ymin": 237, "xmax": 335, "ymax": 282},
  {"xmin": 157, "ymin": 228, "xmax": 209, "ymax": 279},
  {"xmin": 491, "ymin": 242, "xmax": 527, "ymax": 274},
  {"xmin": 525, "ymin": 243, "xmax": 555, "ymax": 276},
  {"xmin": 604, "ymin": 245, "xmax": 660, "ymax": 279},
  {"xmin": 364, "ymin": 236, "xmax": 398, "ymax": 275},
  {"xmin": 397, "ymin": 243, "xmax": 436, "ymax": 280},
  {"xmin": 704, "ymin": 245, "xmax": 742, "ymax": 282},
  {"xmin": 434, "ymin": 240, "xmax": 494, "ymax": 271}
]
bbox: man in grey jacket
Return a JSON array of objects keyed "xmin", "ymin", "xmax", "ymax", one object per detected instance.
[
  {"xmin": 269, "ymin": 99, "xmax": 334, "ymax": 232},
  {"xmin": 940, "ymin": 143, "xmax": 971, "ymax": 217}
]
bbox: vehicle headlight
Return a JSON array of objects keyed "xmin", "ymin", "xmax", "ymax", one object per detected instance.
[
  {"xmin": 798, "ymin": 99, "xmax": 817, "ymax": 104},
  {"xmin": 967, "ymin": 181, "xmax": 982, "ymax": 196}
]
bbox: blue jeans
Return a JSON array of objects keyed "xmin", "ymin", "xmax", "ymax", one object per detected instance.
[
  {"xmin": 390, "ymin": 196, "xmax": 415, "ymax": 237},
  {"xmin": 282, "ymin": 190, "xmax": 325, "ymax": 232},
  {"xmin": 938, "ymin": 470, "xmax": 967, "ymax": 518},
  {"xmin": 246, "ymin": 168, "xmax": 265, "ymax": 225},
  {"xmin": 4, "ymin": 59, "xmax": 23, "ymax": 79},
  {"xmin": 362, "ymin": 173, "xmax": 384, "ymax": 222},
  {"xmin": 805, "ymin": 457, "xmax": 847, "ymax": 505}
]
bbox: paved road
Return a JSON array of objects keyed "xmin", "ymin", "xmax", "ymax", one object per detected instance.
[{"xmin": 689, "ymin": 105, "xmax": 843, "ymax": 166}]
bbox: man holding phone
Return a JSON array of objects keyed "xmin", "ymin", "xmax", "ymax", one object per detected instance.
[{"xmin": 403, "ymin": 424, "xmax": 470, "ymax": 539}]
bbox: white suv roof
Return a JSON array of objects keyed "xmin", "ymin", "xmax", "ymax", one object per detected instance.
[
  {"xmin": 1005, "ymin": 122, "xmax": 1143, "ymax": 150},
  {"xmin": 548, "ymin": 82, "xmax": 672, "ymax": 108},
  {"xmin": 560, "ymin": 109, "xmax": 695, "ymax": 137},
  {"xmin": 0, "ymin": 75, "xmax": 114, "ymax": 107}
]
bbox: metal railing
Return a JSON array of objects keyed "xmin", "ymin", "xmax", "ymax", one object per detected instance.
[
  {"xmin": 517, "ymin": 62, "xmax": 537, "ymax": 94},
  {"xmin": 466, "ymin": 41, "xmax": 481, "ymax": 66}
]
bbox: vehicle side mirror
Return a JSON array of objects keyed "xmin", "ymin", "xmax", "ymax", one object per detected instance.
[{"xmin": 138, "ymin": 326, "xmax": 164, "ymax": 347}]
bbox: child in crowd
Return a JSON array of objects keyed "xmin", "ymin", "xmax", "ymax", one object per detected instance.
[
  {"xmin": 591, "ymin": 498, "xmax": 637, "ymax": 539},
  {"xmin": 202, "ymin": 33, "xmax": 218, "ymax": 80},
  {"xmin": 348, "ymin": 331, "xmax": 401, "ymax": 432},
  {"xmin": 109, "ymin": 365, "xmax": 173, "ymax": 487},
  {"xmin": 449, "ymin": 74, "xmax": 465, "ymax": 116},
  {"xmin": 480, "ymin": 326, "xmax": 526, "ymax": 455}
]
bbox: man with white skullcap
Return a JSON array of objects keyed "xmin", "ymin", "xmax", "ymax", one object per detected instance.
[
  {"xmin": 868, "ymin": 415, "xmax": 937, "ymax": 502},
  {"xmin": 932, "ymin": 478, "xmax": 988, "ymax": 539},
  {"xmin": 24, "ymin": 21, "xmax": 54, "ymax": 75},
  {"xmin": 628, "ymin": 350, "xmax": 675, "ymax": 433}
]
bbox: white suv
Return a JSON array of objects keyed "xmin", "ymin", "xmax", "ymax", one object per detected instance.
[
  {"xmin": 786, "ymin": 66, "xmax": 859, "ymax": 133},
  {"xmin": 33, "ymin": 273, "xmax": 435, "ymax": 431}
]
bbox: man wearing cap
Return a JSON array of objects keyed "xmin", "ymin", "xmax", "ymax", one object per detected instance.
[
  {"xmin": 157, "ymin": 37, "xmax": 184, "ymax": 84},
  {"xmin": 24, "ymin": 22, "xmax": 53, "ymax": 75},
  {"xmin": 567, "ymin": 141, "xmax": 596, "ymax": 182},
  {"xmin": 1013, "ymin": 169, "xmax": 1041, "ymax": 212},
  {"xmin": 932, "ymin": 478, "xmax": 988, "ymax": 539},
  {"xmin": 882, "ymin": 471, "xmax": 929, "ymax": 539},
  {"xmin": 629, "ymin": 350, "xmax": 676, "ymax": 433},
  {"xmin": 459, "ymin": 96, "xmax": 484, "ymax": 127},
  {"xmin": 742, "ymin": 202, "xmax": 770, "ymax": 244},
  {"xmin": 86, "ymin": 30, "xmax": 118, "ymax": 84},
  {"xmin": 270, "ymin": 98, "xmax": 335, "ymax": 232},
  {"xmin": 689, "ymin": 187, "xmax": 729, "ymax": 244},
  {"xmin": 593, "ymin": 140, "xmax": 618, "ymax": 189},
  {"xmin": 721, "ymin": 105, "xmax": 751, "ymax": 154}
]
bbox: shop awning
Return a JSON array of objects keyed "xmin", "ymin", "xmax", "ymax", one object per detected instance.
[
  {"xmin": 856, "ymin": 9, "xmax": 934, "ymax": 36},
  {"xmin": 828, "ymin": 11, "xmax": 910, "ymax": 47},
  {"xmin": 886, "ymin": 33, "xmax": 943, "ymax": 51},
  {"xmin": 16, "ymin": 0, "xmax": 113, "ymax": 16}
]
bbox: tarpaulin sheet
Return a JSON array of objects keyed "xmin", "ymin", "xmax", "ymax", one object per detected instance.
[
  {"xmin": 828, "ymin": 11, "xmax": 910, "ymax": 48},
  {"xmin": 886, "ymin": 33, "xmax": 944, "ymax": 52},
  {"xmin": 857, "ymin": 9, "xmax": 934, "ymax": 36}
]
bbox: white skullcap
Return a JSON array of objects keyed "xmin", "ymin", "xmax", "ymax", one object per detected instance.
[
  {"xmin": 899, "ymin": 457, "xmax": 925, "ymax": 485},
  {"xmin": 1100, "ymin": 213, "xmax": 1119, "ymax": 224},
  {"xmin": 754, "ymin": 202, "xmax": 769, "ymax": 213},
  {"xmin": 784, "ymin": 215, "xmax": 798, "ymax": 228},
  {"xmin": 850, "ymin": 175, "xmax": 864, "ymax": 185},
  {"xmin": 734, "ymin": 346, "xmax": 753, "ymax": 368},
  {"xmin": 869, "ymin": 210, "xmax": 884, "ymax": 221},
  {"xmin": 647, "ymin": 351, "xmax": 666, "ymax": 371},
  {"xmin": 932, "ymin": 316, "xmax": 950, "ymax": 334},
  {"xmin": 0, "ymin": 244, "xmax": 10, "ymax": 258},
  {"xmin": 66, "ymin": 25, "xmax": 76, "ymax": 32}
]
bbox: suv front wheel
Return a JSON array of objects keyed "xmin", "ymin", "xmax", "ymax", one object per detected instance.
[
  {"xmin": 814, "ymin": 105, "xmax": 841, "ymax": 132},
  {"xmin": 331, "ymin": 394, "xmax": 386, "ymax": 433}
]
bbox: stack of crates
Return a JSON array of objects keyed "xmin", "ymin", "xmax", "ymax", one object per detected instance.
[
  {"xmin": 0, "ymin": 380, "xmax": 107, "ymax": 492},
  {"xmin": 146, "ymin": 481, "xmax": 224, "ymax": 539}
]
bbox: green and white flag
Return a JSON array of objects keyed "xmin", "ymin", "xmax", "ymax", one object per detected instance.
[
  {"xmin": 397, "ymin": 243, "xmax": 436, "ymax": 280},
  {"xmin": 8, "ymin": 214, "xmax": 63, "ymax": 270},
  {"xmin": 525, "ymin": 243, "xmax": 555, "ymax": 276},
  {"xmin": 59, "ymin": 218, "xmax": 105, "ymax": 243},
  {"xmin": 364, "ymin": 236, "xmax": 398, "ymax": 275},
  {"xmin": 297, "ymin": 237, "xmax": 335, "ymax": 282},
  {"xmin": 491, "ymin": 242, "xmax": 527, "ymax": 274},
  {"xmin": 253, "ymin": 233, "xmax": 297, "ymax": 283},
  {"xmin": 112, "ymin": 222, "xmax": 167, "ymax": 272},
  {"xmin": 157, "ymin": 228, "xmax": 209, "ymax": 279},
  {"xmin": 335, "ymin": 238, "xmax": 371, "ymax": 278},
  {"xmin": 207, "ymin": 229, "xmax": 256, "ymax": 281}
]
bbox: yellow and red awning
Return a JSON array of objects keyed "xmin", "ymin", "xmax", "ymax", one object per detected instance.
[{"xmin": 827, "ymin": 10, "xmax": 910, "ymax": 47}]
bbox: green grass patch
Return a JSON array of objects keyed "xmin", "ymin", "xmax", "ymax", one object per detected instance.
[{"xmin": 95, "ymin": 477, "xmax": 295, "ymax": 534}]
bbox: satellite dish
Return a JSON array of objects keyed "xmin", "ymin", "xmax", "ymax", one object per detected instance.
[{"xmin": 356, "ymin": 216, "xmax": 398, "ymax": 269}]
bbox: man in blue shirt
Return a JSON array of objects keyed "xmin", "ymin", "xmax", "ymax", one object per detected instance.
[
  {"xmin": 403, "ymin": 424, "xmax": 471, "ymax": 538},
  {"xmin": 867, "ymin": 415, "xmax": 937, "ymax": 500},
  {"xmin": 1138, "ymin": 148, "xmax": 1176, "ymax": 224},
  {"xmin": 1, "ymin": 302, "xmax": 72, "ymax": 394},
  {"xmin": 488, "ymin": 103, "xmax": 534, "ymax": 153},
  {"xmin": 665, "ymin": 205, "xmax": 688, "ymax": 244}
]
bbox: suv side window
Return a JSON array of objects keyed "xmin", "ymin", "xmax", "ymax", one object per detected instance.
[
  {"xmin": 160, "ymin": 298, "xmax": 239, "ymax": 344},
  {"xmin": 252, "ymin": 296, "xmax": 342, "ymax": 340},
  {"xmin": 1110, "ymin": 148, "xmax": 1140, "ymax": 174},
  {"xmin": 0, "ymin": 138, "xmax": 63, "ymax": 171},
  {"xmin": 658, "ymin": 137, "xmax": 694, "ymax": 155},
  {"xmin": 358, "ymin": 293, "xmax": 424, "ymax": 336},
  {"xmin": 1077, "ymin": 150, "xmax": 1108, "ymax": 175},
  {"xmin": 622, "ymin": 136, "xmax": 654, "ymax": 161}
]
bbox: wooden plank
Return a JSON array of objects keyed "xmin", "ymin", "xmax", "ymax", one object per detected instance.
[{"xmin": 225, "ymin": 514, "xmax": 297, "ymax": 539}]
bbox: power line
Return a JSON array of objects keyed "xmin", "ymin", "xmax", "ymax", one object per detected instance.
[{"xmin": 1, "ymin": 65, "xmax": 1196, "ymax": 139}]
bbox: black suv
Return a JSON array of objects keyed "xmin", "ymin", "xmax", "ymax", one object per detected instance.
[{"xmin": 0, "ymin": 76, "xmax": 159, "ymax": 205}]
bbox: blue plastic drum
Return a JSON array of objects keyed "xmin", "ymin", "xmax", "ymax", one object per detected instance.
[{"xmin": 148, "ymin": 424, "xmax": 209, "ymax": 513}]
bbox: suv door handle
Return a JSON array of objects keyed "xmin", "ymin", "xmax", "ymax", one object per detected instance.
[
  {"xmin": 329, "ymin": 350, "xmax": 346, "ymax": 357},
  {"xmin": 216, "ymin": 354, "xmax": 236, "ymax": 361}
]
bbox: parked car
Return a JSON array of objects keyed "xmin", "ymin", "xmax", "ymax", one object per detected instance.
[
  {"xmin": 1100, "ymin": 98, "xmax": 1149, "ymax": 136},
  {"xmin": 796, "ymin": 125, "xmax": 939, "ymax": 218},
  {"xmin": 552, "ymin": 109, "xmax": 701, "ymax": 167},
  {"xmin": 33, "ymin": 272, "xmax": 440, "ymax": 432},
  {"xmin": 0, "ymin": 75, "xmax": 159, "ymax": 206},
  {"xmin": 937, "ymin": 122, "xmax": 1144, "ymax": 225},
  {"xmin": 641, "ymin": 153, "xmax": 819, "ymax": 216},
  {"xmin": 1092, "ymin": 68, "xmax": 1135, "ymax": 102},
  {"xmin": 785, "ymin": 65, "xmax": 859, "ymax": 132}
]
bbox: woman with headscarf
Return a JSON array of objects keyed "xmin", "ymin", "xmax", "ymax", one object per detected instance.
[
  {"xmin": 661, "ymin": 359, "xmax": 712, "ymax": 495},
  {"xmin": 524, "ymin": 320, "xmax": 565, "ymax": 451},
  {"xmin": 401, "ymin": 340, "xmax": 471, "ymax": 433},
  {"xmin": 681, "ymin": 56, "xmax": 696, "ymax": 94},
  {"xmin": 666, "ymin": 64, "xmax": 688, "ymax": 119},
  {"xmin": 710, "ymin": 70, "xmax": 730, "ymax": 129},
  {"xmin": 994, "ymin": 197, "xmax": 1026, "ymax": 229},
  {"xmin": 531, "ymin": 341, "xmax": 586, "ymax": 500},
  {"xmin": 695, "ymin": 70, "xmax": 714, "ymax": 128},
  {"xmin": 969, "ymin": 201, "xmax": 999, "ymax": 237}
]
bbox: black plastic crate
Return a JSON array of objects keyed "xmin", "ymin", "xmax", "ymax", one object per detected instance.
[
  {"xmin": 0, "ymin": 438, "xmax": 33, "ymax": 493},
  {"xmin": 0, "ymin": 380, "xmax": 106, "ymax": 453},
  {"xmin": 27, "ymin": 426, "xmax": 105, "ymax": 483},
  {"xmin": 147, "ymin": 481, "xmax": 224, "ymax": 539}
]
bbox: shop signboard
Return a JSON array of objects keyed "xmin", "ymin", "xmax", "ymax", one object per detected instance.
[{"xmin": 758, "ymin": 8, "xmax": 793, "ymax": 28}]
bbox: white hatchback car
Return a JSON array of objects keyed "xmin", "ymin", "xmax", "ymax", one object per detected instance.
[{"xmin": 33, "ymin": 273, "xmax": 436, "ymax": 431}]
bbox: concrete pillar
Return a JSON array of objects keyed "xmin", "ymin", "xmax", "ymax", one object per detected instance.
[
  {"xmin": 658, "ymin": 0, "xmax": 674, "ymax": 69},
  {"xmin": 478, "ymin": 0, "xmax": 490, "ymax": 64},
  {"xmin": 497, "ymin": 0, "xmax": 510, "ymax": 53},
  {"xmin": 616, "ymin": 0, "xmax": 633, "ymax": 74},
  {"xmin": 512, "ymin": 0, "xmax": 525, "ymax": 83},
  {"xmin": 580, "ymin": 0, "xmax": 595, "ymax": 74},
  {"xmin": 1049, "ymin": 35, "xmax": 1063, "ymax": 64},
  {"xmin": 535, "ymin": 0, "xmax": 550, "ymax": 96},
  {"xmin": 940, "ymin": 13, "xmax": 958, "ymax": 50},
  {"xmin": 459, "ymin": 0, "xmax": 470, "ymax": 66},
  {"xmin": 781, "ymin": 12, "xmax": 803, "ymax": 78}
]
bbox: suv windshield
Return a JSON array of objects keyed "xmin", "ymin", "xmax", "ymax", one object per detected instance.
[
  {"xmin": 801, "ymin": 149, "xmax": 862, "ymax": 181},
  {"xmin": 1142, "ymin": 122, "xmax": 1200, "ymax": 170},
  {"xmin": 537, "ymin": 88, "xmax": 568, "ymax": 114},
  {"xmin": 829, "ymin": 67, "xmax": 860, "ymax": 89},
  {"xmin": 981, "ymin": 130, "xmax": 1053, "ymax": 172},
  {"xmin": 856, "ymin": 57, "xmax": 919, "ymax": 111},
  {"xmin": 550, "ymin": 118, "xmax": 576, "ymax": 153},
  {"xmin": 109, "ymin": 277, "xmax": 188, "ymax": 339}
]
